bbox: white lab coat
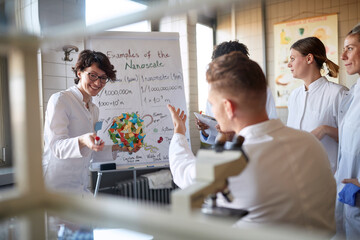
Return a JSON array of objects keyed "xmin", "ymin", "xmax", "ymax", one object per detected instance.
[
  {"xmin": 335, "ymin": 77, "xmax": 360, "ymax": 239},
  {"xmin": 42, "ymin": 86, "xmax": 115, "ymax": 195},
  {"xmin": 200, "ymin": 87, "xmax": 278, "ymax": 144},
  {"xmin": 170, "ymin": 119, "xmax": 336, "ymax": 232},
  {"xmin": 287, "ymin": 77, "xmax": 348, "ymax": 174}
]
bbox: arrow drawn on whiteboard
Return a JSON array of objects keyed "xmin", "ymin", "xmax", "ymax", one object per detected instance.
[
  {"xmin": 98, "ymin": 117, "xmax": 113, "ymax": 133},
  {"xmin": 103, "ymin": 120, "xmax": 114, "ymax": 134},
  {"xmin": 142, "ymin": 114, "xmax": 154, "ymax": 127}
]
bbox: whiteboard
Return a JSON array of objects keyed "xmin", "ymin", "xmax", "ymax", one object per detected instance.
[{"xmin": 87, "ymin": 32, "xmax": 189, "ymax": 169}]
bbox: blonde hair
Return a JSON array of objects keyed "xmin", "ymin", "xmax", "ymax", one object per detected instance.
[{"xmin": 347, "ymin": 23, "xmax": 360, "ymax": 43}]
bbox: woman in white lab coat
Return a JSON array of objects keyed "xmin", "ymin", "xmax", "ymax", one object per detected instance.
[
  {"xmin": 335, "ymin": 23, "xmax": 360, "ymax": 239},
  {"xmin": 42, "ymin": 50, "xmax": 135, "ymax": 196},
  {"xmin": 287, "ymin": 36, "xmax": 348, "ymax": 174}
]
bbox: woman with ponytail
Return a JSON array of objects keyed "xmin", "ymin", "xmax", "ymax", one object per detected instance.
[{"xmin": 287, "ymin": 36, "xmax": 348, "ymax": 174}]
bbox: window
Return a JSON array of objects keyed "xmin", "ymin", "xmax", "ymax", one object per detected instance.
[
  {"xmin": 0, "ymin": 56, "xmax": 12, "ymax": 169},
  {"xmin": 196, "ymin": 23, "xmax": 214, "ymax": 113},
  {"xmin": 86, "ymin": 0, "xmax": 150, "ymax": 32}
]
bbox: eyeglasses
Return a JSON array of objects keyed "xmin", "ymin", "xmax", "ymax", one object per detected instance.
[{"xmin": 84, "ymin": 71, "xmax": 109, "ymax": 84}]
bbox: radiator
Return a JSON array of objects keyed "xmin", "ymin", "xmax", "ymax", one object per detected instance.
[{"xmin": 115, "ymin": 177, "xmax": 177, "ymax": 205}]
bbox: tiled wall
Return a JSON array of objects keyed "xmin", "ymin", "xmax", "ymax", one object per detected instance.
[
  {"xmin": 217, "ymin": 1, "xmax": 265, "ymax": 72},
  {"xmin": 160, "ymin": 13, "xmax": 201, "ymax": 153},
  {"xmin": 13, "ymin": 0, "xmax": 44, "ymax": 136},
  {"xmin": 216, "ymin": 0, "xmax": 360, "ymax": 124},
  {"xmin": 41, "ymin": 41, "xmax": 84, "ymax": 111},
  {"xmin": 14, "ymin": 0, "xmax": 41, "ymax": 35},
  {"xmin": 38, "ymin": 0, "xmax": 85, "ymax": 112}
]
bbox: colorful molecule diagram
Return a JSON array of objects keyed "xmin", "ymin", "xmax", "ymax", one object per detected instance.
[{"xmin": 108, "ymin": 113, "xmax": 146, "ymax": 151}]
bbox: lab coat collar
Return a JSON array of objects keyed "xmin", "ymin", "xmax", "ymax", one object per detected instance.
[
  {"xmin": 302, "ymin": 76, "xmax": 327, "ymax": 92},
  {"xmin": 354, "ymin": 77, "xmax": 360, "ymax": 95},
  {"xmin": 70, "ymin": 86, "xmax": 93, "ymax": 105},
  {"xmin": 238, "ymin": 119, "xmax": 284, "ymax": 139}
]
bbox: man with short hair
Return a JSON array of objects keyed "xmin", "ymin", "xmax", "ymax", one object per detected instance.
[
  {"xmin": 168, "ymin": 51, "xmax": 336, "ymax": 232},
  {"xmin": 196, "ymin": 40, "xmax": 277, "ymax": 145}
]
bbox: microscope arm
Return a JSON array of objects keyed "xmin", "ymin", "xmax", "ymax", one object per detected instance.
[{"xmin": 172, "ymin": 150, "xmax": 248, "ymax": 214}]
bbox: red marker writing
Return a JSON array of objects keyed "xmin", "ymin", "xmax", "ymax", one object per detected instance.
[{"xmin": 95, "ymin": 136, "xmax": 101, "ymax": 145}]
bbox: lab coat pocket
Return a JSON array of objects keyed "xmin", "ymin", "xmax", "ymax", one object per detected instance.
[
  {"xmin": 303, "ymin": 110, "xmax": 322, "ymax": 132},
  {"xmin": 344, "ymin": 200, "xmax": 360, "ymax": 221},
  {"xmin": 341, "ymin": 121, "xmax": 360, "ymax": 156}
]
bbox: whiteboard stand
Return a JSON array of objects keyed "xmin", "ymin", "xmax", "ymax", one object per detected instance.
[
  {"xmin": 91, "ymin": 168, "xmax": 137, "ymax": 197},
  {"xmin": 133, "ymin": 170, "xmax": 137, "ymax": 199},
  {"xmin": 94, "ymin": 172, "xmax": 102, "ymax": 197}
]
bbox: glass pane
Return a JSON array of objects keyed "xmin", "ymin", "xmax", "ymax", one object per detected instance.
[
  {"xmin": 86, "ymin": 0, "xmax": 147, "ymax": 26},
  {"xmin": 0, "ymin": 216, "xmax": 20, "ymax": 240},
  {"xmin": 0, "ymin": 54, "xmax": 14, "ymax": 189},
  {"xmin": 86, "ymin": 0, "xmax": 150, "ymax": 32},
  {"xmin": 196, "ymin": 23, "xmax": 214, "ymax": 112}
]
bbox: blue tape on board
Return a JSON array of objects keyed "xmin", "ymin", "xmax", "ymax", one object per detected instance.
[{"xmin": 95, "ymin": 121, "xmax": 103, "ymax": 132}]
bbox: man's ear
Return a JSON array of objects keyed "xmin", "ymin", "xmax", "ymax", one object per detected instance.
[{"xmin": 224, "ymin": 99, "xmax": 235, "ymax": 119}]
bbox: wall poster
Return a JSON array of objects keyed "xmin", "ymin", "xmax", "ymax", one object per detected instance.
[{"xmin": 274, "ymin": 14, "xmax": 338, "ymax": 107}]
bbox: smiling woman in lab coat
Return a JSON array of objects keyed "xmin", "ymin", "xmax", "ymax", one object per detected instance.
[
  {"xmin": 42, "ymin": 50, "xmax": 133, "ymax": 196},
  {"xmin": 286, "ymin": 37, "xmax": 348, "ymax": 174},
  {"xmin": 335, "ymin": 23, "xmax": 360, "ymax": 240}
]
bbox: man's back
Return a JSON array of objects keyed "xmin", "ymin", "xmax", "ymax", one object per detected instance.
[
  {"xmin": 218, "ymin": 119, "xmax": 336, "ymax": 232},
  {"xmin": 169, "ymin": 52, "xmax": 335, "ymax": 233}
]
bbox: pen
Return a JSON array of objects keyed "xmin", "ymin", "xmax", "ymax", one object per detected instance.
[{"xmin": 95, "ymin": 136, "xmax": 101, "ymax": 145}]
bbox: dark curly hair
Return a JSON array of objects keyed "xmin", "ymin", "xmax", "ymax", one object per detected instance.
[
  {"xmin": 72, "ymin": 50, "xmax": 117, "ymax": 84},
  {"xmin": 207, "ymin": 51, "xmax": 267, "ymax": 108},
  {"xmin": 212, "ymin": 40, "xmax": 249, "ymax": 60}
]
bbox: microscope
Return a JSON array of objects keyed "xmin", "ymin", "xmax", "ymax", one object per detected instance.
[{"xmin": 171, "ymin": 134, "xmax": 249, "ymax": 219}]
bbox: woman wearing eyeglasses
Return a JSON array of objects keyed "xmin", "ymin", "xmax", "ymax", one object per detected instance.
[{"xmin": 42, "ymin": 50, "xmax": 134, "ymax": 196}]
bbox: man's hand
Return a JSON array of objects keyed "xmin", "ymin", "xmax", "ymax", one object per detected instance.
[
  {"xmin": 342, "ymin": 178, "xmax": 360, "ymax": 187},
  {"xmin": 167, "ymin": 104, "xmax": 187, "ymax": 135},
  {"xmin": 195, "ymin": 117, "xmax": 209, "ymax": 137}
]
